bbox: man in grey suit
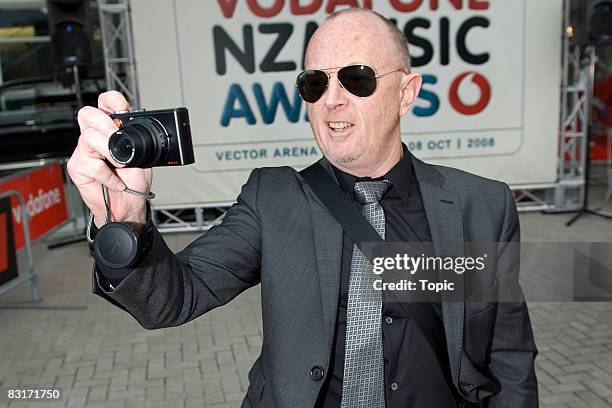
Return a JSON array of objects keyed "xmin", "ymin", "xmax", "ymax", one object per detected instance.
[{"xmin": 67, "ymin": 8, "xmax": 538, "ymax": 408}]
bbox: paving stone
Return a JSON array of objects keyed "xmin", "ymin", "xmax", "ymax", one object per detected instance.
[
  {"xmin": 87, "ymin": 384, "xmax": 109, "ymax": 402},
  {"xmin": 2, "ymin": 209, "xmax": 611, "ymax": 407}
]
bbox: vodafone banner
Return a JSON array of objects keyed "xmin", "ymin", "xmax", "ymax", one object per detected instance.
[
  {"xmin": 130, "ymin": 0, "xmax": 562, "ymax": 205},
  {"xmin": 0, "ymin": 163, "xmax": 69, "ymax": 250}
]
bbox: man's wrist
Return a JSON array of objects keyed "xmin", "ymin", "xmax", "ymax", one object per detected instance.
[
  {"xmin": 89, "ymin": 202, "xmax": 152, "ymax": 241},
  {"xmin": 124, "ymin": 203, "xmax": 151, "ymax": 234},
  {"xmin": 93, "ymin": 214, "xmax": 106, "ymax": 229},
  {"xmin": 122, "ymin": 206, "xmax": 148, "ymax": 226},
  {"xmin": 92, "ymin": 206, "xmax": 148, "ymax": 230}
]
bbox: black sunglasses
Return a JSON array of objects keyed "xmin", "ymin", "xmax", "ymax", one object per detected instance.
[{"xmin": 295, "ymin": 64, "xmax": 405, "ymax": 103}]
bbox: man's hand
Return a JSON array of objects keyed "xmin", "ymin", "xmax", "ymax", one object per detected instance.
[{"xmin": 67, "ymin": 91, "xmax": 152, "ymax": 228}]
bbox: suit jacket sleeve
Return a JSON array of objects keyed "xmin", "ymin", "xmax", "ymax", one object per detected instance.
[
  {"xmin": 91, "ymin": 168, "xmax": 262, "ymax": 329},
  {"xmin": 487, "ymin": 184, "xmax": 538, "ymax": 407}
]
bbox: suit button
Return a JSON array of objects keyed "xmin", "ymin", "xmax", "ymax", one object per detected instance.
[
  {"xmin": 460, "ymin": 382, "xmax": 475, "ymax": 390},
  {"xmin": 385, "ymin": 316, "xmax": 393, "ymax": 324},
  {"xmin": 310, "ymin": 366, "xmax": 324, "ymax": 381}
]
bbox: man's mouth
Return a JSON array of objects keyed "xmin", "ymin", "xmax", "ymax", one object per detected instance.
[{"xmin": 328, "ymin": 121, "xmax": 354, "ymax": 131}]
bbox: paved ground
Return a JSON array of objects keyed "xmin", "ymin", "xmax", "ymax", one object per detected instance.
[{"xmin": 0, "ymin": 191, "xmax": 611, "ymax": 408}]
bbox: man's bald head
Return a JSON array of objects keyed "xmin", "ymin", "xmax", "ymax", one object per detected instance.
[
  {"xmin": 305, "ymin": 8, "xmax": 411, "ymax": 72},
  {"xmin": 301, "ymin": 7, "xmax": 422, "ymax": 178}
]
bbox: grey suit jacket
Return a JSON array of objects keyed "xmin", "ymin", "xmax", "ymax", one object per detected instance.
[{"xmin": 92, "ymin": 155, "xmax": 538, "ymax": 408}]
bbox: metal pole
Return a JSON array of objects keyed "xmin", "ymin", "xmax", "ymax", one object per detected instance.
[
  {"xmin": 122, "ymin": 0, "xmax": 139, "ymax": 108},
  {"xmin": 61, "ymin": 158, "xmax": 80, "ymax": 236},
  {"xmin": 73, "ymin": 64, "xmax": 83, "ymax": 108},
  {"xmin": 45, "ymin": 159, "xmax": 88, "ymax": 249},
  {"xmin": 97, "ymin": 0, "xmax": 139, "ymax": 107},
  {"xmin": 556, "ymin": 0, "xmax": 571, "ymax": 208},
  {"xmin": 576, "ymin": 46, "xmax": 596, "ymax": 208},
  {"xmin": 97, "ymin": 0, "xmax": 113, "ymax": 91}
]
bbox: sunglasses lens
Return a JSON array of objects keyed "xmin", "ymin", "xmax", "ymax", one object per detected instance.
[
  {"xmin": 297, "ymin": 70, "xmax": 328, "ymax": 103},
  {"xmin": 338, "ymin": 65, "xmax": 377, "ymax": 97}
]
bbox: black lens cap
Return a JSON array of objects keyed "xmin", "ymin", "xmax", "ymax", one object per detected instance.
[{"xmin": 93, "ymin": 222, "xmax": 139, "ymax": 271}]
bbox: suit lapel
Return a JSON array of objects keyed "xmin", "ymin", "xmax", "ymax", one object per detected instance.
[
  {"xmin": 300, "ymin": 159, "xmax": 344, "ymax": 350},
  {"xmin": 412, "ymin": 155, "xmax": 465, "ymax": 386}
]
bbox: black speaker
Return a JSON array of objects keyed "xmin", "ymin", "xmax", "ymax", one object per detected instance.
[
  {"xmin": 47, "ymin": 0, "xmax": 92, "ymax": 66},
  {"xmin": 572, "ymin": 0, "xmax": 612, "ymax": 45}
]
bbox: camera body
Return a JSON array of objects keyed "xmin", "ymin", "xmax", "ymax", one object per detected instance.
[{"xmin": 109, "ymin": 107, "xmax": 195, "ymax": 168}]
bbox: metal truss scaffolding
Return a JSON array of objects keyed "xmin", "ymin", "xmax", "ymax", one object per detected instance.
[
  {"xmin": 151, "ymin": 203, "xmax": 230, "ymax": 233},
  {"xmin": 100, "ymin": 0, "xmax": 588, "ymax": 231},
  {"xmin": 513, "ymin": 0, "xmax": 590, "ymax": 213},
  {"xmin": 97, "ymin": 0, "xmax": 139, "ymax": 107}
]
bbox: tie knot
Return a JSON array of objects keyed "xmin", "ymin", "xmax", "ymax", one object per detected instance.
[{"xmin": 353, "ymin": 180, "xmax": 391, "ymax": 204}]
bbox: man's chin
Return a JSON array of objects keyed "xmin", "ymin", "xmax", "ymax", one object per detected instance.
[{"xmin": 328, "ymin": 149, "xmax": 361, "ymax": 164}]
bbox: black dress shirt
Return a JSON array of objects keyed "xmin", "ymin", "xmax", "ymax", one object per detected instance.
[{"xmin": 316, "ymin": 147, "xmax": 459, "ymax": 408}]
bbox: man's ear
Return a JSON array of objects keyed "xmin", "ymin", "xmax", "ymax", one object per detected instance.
[{"xmin": 399, "ymin": 73, "xmax": 422, "ymax": 117}]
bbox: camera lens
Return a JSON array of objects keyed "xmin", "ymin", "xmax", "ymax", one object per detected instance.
[
  {"xmin": 108, "ymin": 118, "xmax": 168, "ymax": 167},
  {"xmin": 111, "ymin": 133, "xmax": 135, "ymax": 163}
]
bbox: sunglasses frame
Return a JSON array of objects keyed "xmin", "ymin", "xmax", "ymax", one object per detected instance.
[{"xmin": 295, "ymin": 64, "xmax": 407, "ymax": 103}]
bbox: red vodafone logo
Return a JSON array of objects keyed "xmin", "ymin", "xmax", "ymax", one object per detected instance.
[
  {"xmin": 449, "ymin": 71, "xmax": 491, "ymax": 115},
  {"xmin": 0, "ymin": 163, "xmax": 68, "ymax": 250}
]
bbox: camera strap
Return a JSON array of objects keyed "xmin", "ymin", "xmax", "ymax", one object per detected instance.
[
  {"xmin": 122, "ymin": 186, "xmax": 156, "ymax": 201},
  {"xmin": 86, "ymin": 185, "xmax": 154, "ymax": 242}
]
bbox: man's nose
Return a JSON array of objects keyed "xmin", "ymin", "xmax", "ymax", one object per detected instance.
[{"xmin": 324, "ymin": 74, "xmax": 349, "ymax": 110}]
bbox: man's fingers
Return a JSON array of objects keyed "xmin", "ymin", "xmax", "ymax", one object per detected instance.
[
  {"xmin": 80, "ymin": 127, "xmax": 125, "ymax": 168},
  {"xmin": 78, "ymin": 105, "xmax": 119, "ymax": 137},
  {"xmin": 68, "ymin": 144, "xmax": 125, "ymax": 192},
  {"xmin": 75, "ymin": 154, "xmax": 126, "ymax": 192},
  {"xmin": 98, "ymin": 90, "xmax": 130, "ymax": 114}
]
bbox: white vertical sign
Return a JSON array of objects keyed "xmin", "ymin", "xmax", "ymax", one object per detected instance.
[{"xmin": 130, "ymin": 0, "xmax": 562, "ymax": 205}]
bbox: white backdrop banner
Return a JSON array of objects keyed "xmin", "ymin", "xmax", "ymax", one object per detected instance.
[{"xmin": 130, "ymin": 0, "xmax": 562, "ymax": 205}]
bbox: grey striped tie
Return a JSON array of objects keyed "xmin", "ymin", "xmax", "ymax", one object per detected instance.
[{"xmin": 341, "ymin": 180, "xmax": 391, "ymax": 408}]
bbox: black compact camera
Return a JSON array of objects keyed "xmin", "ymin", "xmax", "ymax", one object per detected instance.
[{"xmin": 108, "ymin": 107, "xmax": 195, "ymax": 168}]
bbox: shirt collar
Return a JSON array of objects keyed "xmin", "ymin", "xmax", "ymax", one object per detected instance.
[{"xmin": 332, "ymin": 143, "xmax": 415, "ymax": 204}]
